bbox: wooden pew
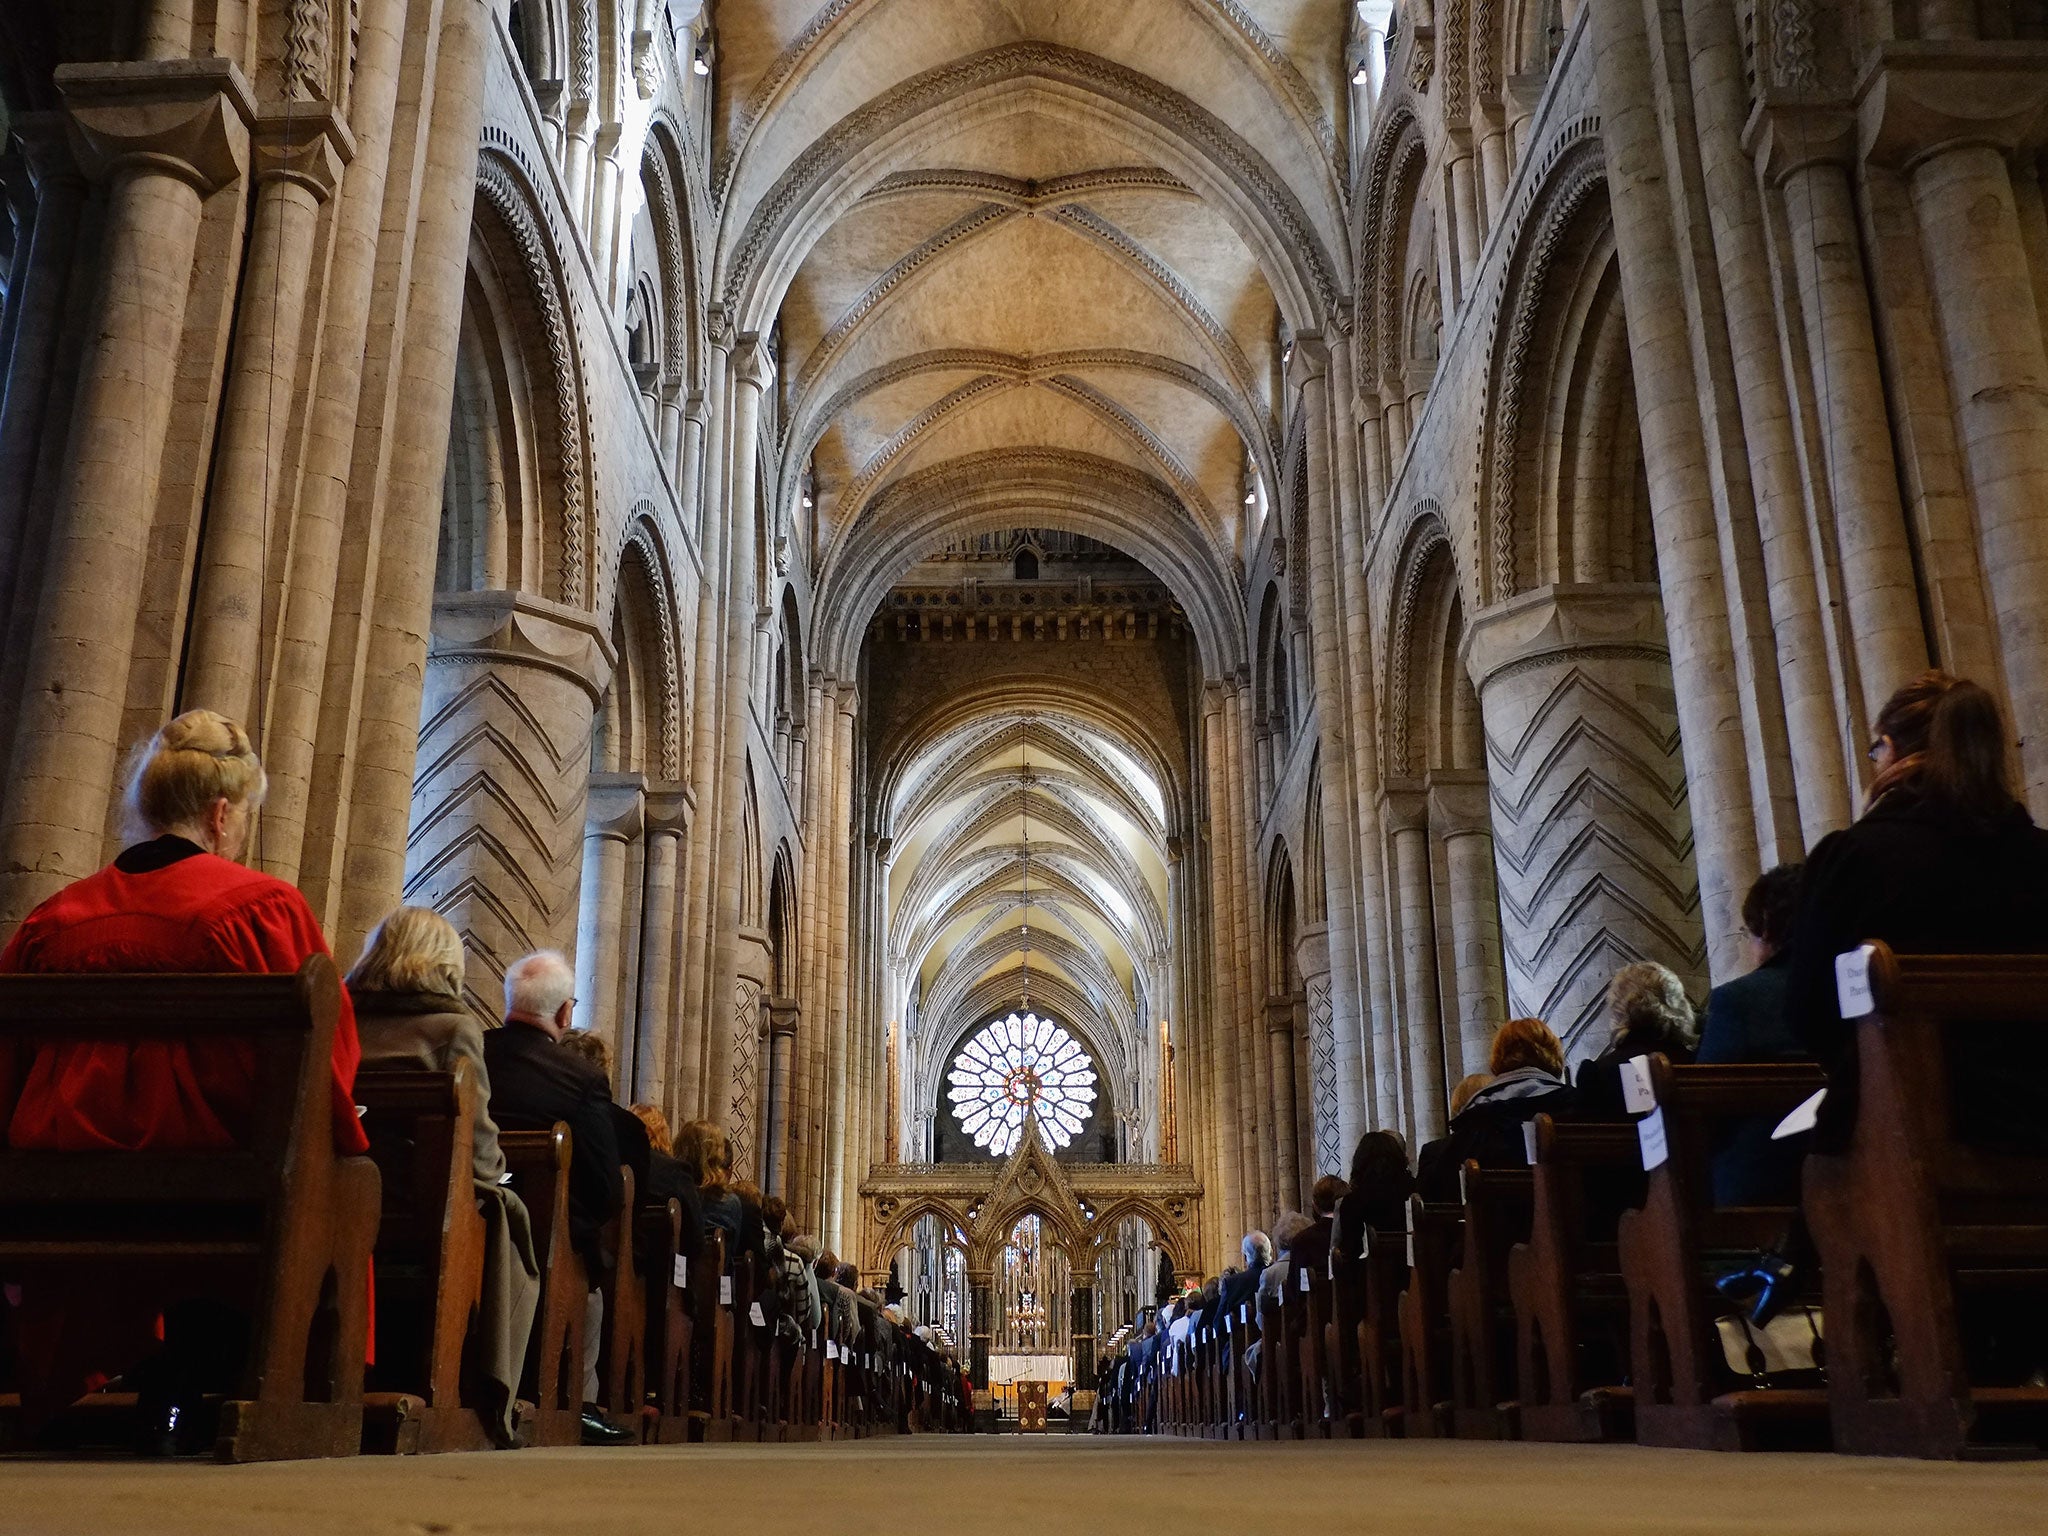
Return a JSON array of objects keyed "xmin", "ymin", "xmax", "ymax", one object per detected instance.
[
  {"xmin": 0, "ymin": 958, "xmax": 380, "ymax": 1462},
  {"xmin": 1358, "ymin": 1240, "xmax": 1410, "ymax": 1435},
  {"xmin": 729, "ymin": 1249, "xmax": 764, "ymax": 1440},
  {"xmin": 1297, "ymin": 1257, "xmax": 1337, "ymax": 1437},
  {"xmin": 1447, "ymin": 1162, "xmax": 1533, "ymax": 1440},
  {"xmin": 595, "ymin": 1167, "xmax": 647, "ymax": 1434},
  {"xmin": 1326, "ymin": 1253, "xmax": 1369, "ymax": 1436},
  {"xmin": 498, "ymin": 1126, "xmax": 583, "ymax": 1447},
  {"xmin": 1509, "ymin": 1115, "xmax": 1642, "ymax": 1442},
  {"xmin": 1397, "ymin": 1198, "xmax": 1462, "ymax": 1438},
  {"xmin": 1805, "ymin": 944, "xmax": 2048, "ymax": 1458},
  {"xmin": 639, "ymin": 1198, "xmax": 693, "ymax": 1443},
  {"xmin": 1618, "ymin": 1055, "xmax": 1830, "ymax": 1451},
  {"xmin": 688, "ymin": 1228, "xmax": 731, "ymax": 1441},
  {"xmin": 355, "ymin": 1064, "xmax": 491, "ymax": 1453}
]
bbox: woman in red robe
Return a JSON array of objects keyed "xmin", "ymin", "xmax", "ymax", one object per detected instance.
[{"xmin": 0, "ymin": 709, "xmax": 367, "ymax": 1450}]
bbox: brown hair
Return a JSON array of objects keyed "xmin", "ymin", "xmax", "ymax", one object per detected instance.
[
  {"xmin": 1871, "ymin": 671, "xmax": 2016, "ymax": 821},
  {"xmin": 761, "ymin": 1194, "xmax": 788, "ymax": 1232},
  {"xmin": 1742, "ymin": 864, "xmax": 1803, "ymax": 952},
  {"xmin": 348, "ymin": 905, "xmax": 466, "ymax": 1000},
  {"xmin": 674, "ymin": 1119, "xmax": 732, "ymax": 1189},
  {"xmin": 731, "ymin": 1178, "xmax": 763, "ymax": 1213},
  {"xmin": 1310, "ymin": 1173, "xmax": 1347, "ymax": 1216},
  {"xmin": 126, "ymin": 709, "xmax": 267, "ymax": 836},
  {"xmin": 630, "ymin": 1102, "xmax": 672, "ymax": 1153},
  {"xmin": 1489, "ymin": 1017, "xmax": 1565, "ymax": 1078},
  {"xmin": 1605, "ymin": 961, "xmax": 1697, "ymax": 1053},
  {"xmin": 559, "ymin": 1029, "xmax": 610, "ymax": 1076},
  {"xmin": 1448, "ymin": 1072, "xmax": 1492, "ymax": 1117}
]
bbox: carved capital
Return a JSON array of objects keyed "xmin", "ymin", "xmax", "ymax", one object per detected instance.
[
  {"xmin": 643, "ymin": 778, "xmax": 695, "ymax": 836},
  {"xmin": 1463, "ymin": 581, "xmax": 1668, "ymax": 694},
  {"xmin": 1265, "ymin": 997, "xmax": 1300, "ymax": 1035},
  {"xmin": 1743, "ymin": 102, "xmax": 1858, "ymax": 185},
  {"xmin": 767, "ymin": 1000, "xmax": 800, "ymax": 1038},
  {"xmin": 1856, "ymin": 42, "xmax": 2048, "ymax": 170},
  {"xmin": 732, "ymin": 331, "xmax": 776, "ymax": 392},
  {"xmin": 1379, "ymin": 779, "xmax": 1430, "ymax": 833},
  {"xmin": 251, "ymin": 102, "xmax": 354, "ymax": 200},
  {"xmin": 1426, "ymin": 769, "xmax": 1492, "ymax": 837},
  {"xmin": 57, "ymin": 58, "xmax": 256, "ymax": 195},
  {"xmin": 10, "ymin": 112, "xmax": 83, "ymax": 196},
  {"xmin": 1285, "ymin": 331, "xmax": 1331, "ymax": 390},
  {"xmin": 427, "ymin": 589, "xmax": 617, "ymax": 702},
  {"xmin": 706, "ymin": 303, "xmax": 736, "ymax": 350},
  {"xmin": 584, "ymin": 771, "xmax": 647, "ymax": 840}
]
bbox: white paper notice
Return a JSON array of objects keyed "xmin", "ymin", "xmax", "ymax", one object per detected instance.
[
  {"xmin": 1835, "ymin": 944, "xmax": 1876, "ymax": 1018},
  {"xmin": 1298, "ymin": 1265, "xmax": 1311, "ymax": 1293},
  {"xmin": 672, "ymin": 1254, "xmax": 688, "ymax": 1289},
  {"xmin": 1637, "ymin": 1105, "xmax": 1669, "ymax": 1171},
  {"xmin": 1621, "ymin": 1055, "xmax": 1656, "ymax": 1116},
  {"xmin": 1521, "ymin": 1120, "xmax": 1540, "ymax": 1165},
  {"xmin": 749, "ymin": 1301, "xmax": 766, "ymax": 1328},
  {"xmin": 720, "ymin": 1275, "xmax": 733, "ymax": 1306},
  {"xmin": 1773, "ymin": 1088, "xmax": 1827, "ymax": 1141},
  {"xmin": 827, "ymin": 1340, "xmax": 839, "ymax": 1361},
  {"xmin": 1404, "ymin": 1230, "xmax": 1416, "ymax": 1268}
]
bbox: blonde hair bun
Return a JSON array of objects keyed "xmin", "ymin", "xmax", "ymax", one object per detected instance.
[{"xmin": 127, "ymin": 709, "xmax": 268, "ymax": 835}]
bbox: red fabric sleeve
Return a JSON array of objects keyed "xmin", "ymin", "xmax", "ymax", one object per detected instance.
[{"xmin": 205, "ymin": 888, "xmax": 369, "ymax": 1156}]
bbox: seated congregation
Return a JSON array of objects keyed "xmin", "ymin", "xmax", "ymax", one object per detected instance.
[
  {"xmin": 0, "ymin": 711, "xmax": 967, "ymax": 1460},
  {"xmin": 1092, "ymin": 671, "xmax": 2048, "ymax": 1460}
]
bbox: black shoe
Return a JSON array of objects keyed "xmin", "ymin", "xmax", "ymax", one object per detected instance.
[
  {"xmin": 580, "ymin": 1405, "xmax": 634, "ymax": 1446},
  {"xmin": 1714, "ymin": 1251, "xmax": 1798, "ymax": 1329}
]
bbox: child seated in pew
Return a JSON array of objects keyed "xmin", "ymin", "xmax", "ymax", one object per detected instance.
[
  {"xmin": 0, "ymin": 710, "xmax": 370, "ymax": 1453},
  {"xmin": 350, "ymin": 905, "xmax": 539, "ymax": 1448}
]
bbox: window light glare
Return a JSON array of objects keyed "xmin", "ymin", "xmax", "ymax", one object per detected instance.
[
  {"xmin": 692, "ymin": 47, "xmax": 711, "ymax": 75},
  {"xmin": 1353, "ymin": 63, "xmax": 1370, "ymax": 84}
]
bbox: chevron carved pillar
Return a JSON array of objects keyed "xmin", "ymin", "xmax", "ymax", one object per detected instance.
[
  {"xmin": 729, "ymin": 929, "xmax": 771, "ymax": 1182},
  {"xmin": 405, "ymin": 591, "xmax": 614, "ymax": 1016},
  {"xmin": 1466, "ymin": 583, "xmax": 1706, "ymax": 1059}
]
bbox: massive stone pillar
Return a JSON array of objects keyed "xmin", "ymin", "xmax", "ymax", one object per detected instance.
[
  {"xmin": 1467, "ymin": 584, "xmax": 1705, "ymax": 1058},
  {"xmin": 728, "ymin": 931, "xmax": 770, "ymax": 1182},
  {"xmin": 822, "ymin": 686, "xmax": 858, "ymax": 1246},
  {"xmin": 639, "ymin": 782, "xmax": 691, "ymax": 1107},
  {"xmin": 1295, "ymin": 924, "xmax": 1341, "ymax": 1176},
  {"xmin": 404, "ymin": 591, "xmax": 611, "ymax": 1012},
  {"xmin": 1266, "ymin": 998, "xmax": 1302, "ymax": 1211},
  {"xmin": 1431, "ymin": 771, "xmax": 1506, "ymax": 1081},
  {"xmin": 181, "ymin": 107, "xmax": 351, "ymax": 724},
  {"xmin": 1198, "ymin": 685, "xmax": 1246, "ymax": 1240},
  {"xmin": 764, "ymin": 998, "xmax": 800, "ymax": 1197},
  {"xmin": 575, "ymin": 772, "xmax": 645, "ymax": 1053},
  {"xmin": 0, "ymin": 60, "xmax": 252, "ymax": 931},
  {"xmin": 1383, "ymin": 787, "xmax": 1446, "ymax": 1138}
]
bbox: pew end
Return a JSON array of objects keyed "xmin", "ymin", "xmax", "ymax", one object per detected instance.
[{"xmin": 498, "ymin": 1126, "xmax": 584, "ymax": 1448}]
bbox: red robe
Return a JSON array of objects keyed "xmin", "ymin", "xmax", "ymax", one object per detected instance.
[{"xmin": 0, "ymin": 844, "xmax": 369, "ymax": 1155}]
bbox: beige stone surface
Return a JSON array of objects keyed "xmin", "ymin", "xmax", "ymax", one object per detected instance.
[{"xmin": 7, "ymin": 1436, "xmax": 2048, "ymax": 1536}]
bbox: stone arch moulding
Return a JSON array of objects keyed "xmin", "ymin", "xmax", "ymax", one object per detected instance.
[
  {"xmin": 1081, "ymin": 1194, "xmax": 1195, "ymax": 1278},
  {"xmin": 474, "ymin": 135, "xmax": 596, "ymax": 610},
  {"xmin": 1382, "ymin": 503, "xmax": 1456, "ymax": 778},
  {"xmin": 715, "ymin": 43, "xmax": 1344, "ymax": 338},
  {"xmin": 613, "ymin": 506, "xmax": 687, "ymax": 781}
]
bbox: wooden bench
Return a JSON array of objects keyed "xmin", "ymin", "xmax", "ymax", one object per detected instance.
[
  {"xmin": 638, "ymin": 1198, "xmax": 693, "ymax": 1443},
  {"xmin": 1509, "ymin": 1115, "xmax": 1642, "ymax": 1442},
  {"xmin": 1805, "ymin": 944, "xmax": 2048, "ymax": 1458},
  {"xmin": 1446, "ymin": 1162, "xmax": 1533, "ymax": 1440},
  {"xmin": 594, "ymin": 1167, "xmax": 647, "ymax": 1434},
  {"xmin": 355, "ymin": 1064, "xmax": 491, "ymax": 1453},
  {"xmin": 498, "ymin": 1126, "xmax": 583, "ymax": 1447},
  {"xmin": 1296, "ymin": 1257, "xmax": 1337, "ymax": 1438},
  {"xmin": 691, "ymin": 1229, "xmax": 733, "ymax": 1441},
  {"xmin": 1397, "ymin": 1198, "xmax": 1462, "ymax": 1438},
  {"xmin": 1618, "ymin": 1055, "xmax": 1830, "ymax": 1451},
  {"xmin": 1357, "ymin": 1239, "xmax": 1410, "ymax": 1435},
  {"xmin": 0, "ymin": 957, "xmax": 380, "ymax": 1461}
]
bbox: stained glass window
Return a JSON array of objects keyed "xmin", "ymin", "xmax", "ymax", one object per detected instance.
[{"xmin": 947, "ymin": 1011, "xmax": 1097, "ymax": 1156}]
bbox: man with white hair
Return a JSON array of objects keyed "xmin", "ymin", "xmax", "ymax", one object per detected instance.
[{"xmin": 480, "ymin": 950, "xmax": 629, "ymax": 1444}]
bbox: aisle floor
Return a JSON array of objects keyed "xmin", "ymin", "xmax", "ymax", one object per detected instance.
[{"xmin": 5, "ymin": 1432, "xmax": 2045, "ymax": 1536}]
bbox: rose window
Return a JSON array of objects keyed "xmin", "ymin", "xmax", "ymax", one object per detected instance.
[{"xmin": 947, "ymin": 1011, "xmax": 1097, "ymax": 1156}]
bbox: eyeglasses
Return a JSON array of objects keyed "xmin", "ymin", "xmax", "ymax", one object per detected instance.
[{"xmin": 1866, "ymin": 738, "xmax": 1885, "ymax": 763}]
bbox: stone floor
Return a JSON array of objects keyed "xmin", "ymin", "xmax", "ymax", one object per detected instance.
[{"xmin": 6, "ymin": 1434, "xmax": 2045, "ymax": 1536}]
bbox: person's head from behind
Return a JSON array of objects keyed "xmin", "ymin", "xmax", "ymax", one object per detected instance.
[
  {"xmin": 1271, "ymin": 1211, "xmax": 1313, "ymax": 1256},
  {"xmin": 503, "ymin": 950, "xmax": 576, "ymax": 1039},
  {"xmin": 127, "ymin": 709, "xmax": 267, "ymax": 861},
  {"xmin": 1490, "ymin": 1016, "xmax": 1565, "ymax": 1079},
  {"xmin": 1240, "ymin": 1230, "xmax": 1273, "ymax": 1268},
  {"xmin": 836, "ymin": 1262, "xmax": 858, "ymax": 1287},
  {"xmin": 1869, "ymin": 671, "xmax": 2016, "ymax": 818},
  {"xmin": 731, "ymin": 1178, "xmax": 763, "ymax": 1215},
  {"xmin": 559, "ymin": 1028, "xmax": 610, "ymax": 1076},
  {"xmin": 761, "ymin": 1194, "xmax": 788, "ymax": 1236},
  {"xmin": 630, "ymin": 1102, "xmax": 673, "ymax": 1153},
  {"xmin": 1449, "ymin": 1073, "xmax": 1491, "ymax": 1118},
  {"xmin": 1606, "ymin": 962, "xmax": 1697, "ymax": 1056},
  {"xmin": 674, "ymin": 1119, "xmax": 732, "ymax": 1189},
  {"xmin": 1742, "ymin": 863, "xmax": 1802, "ymax": 966},
  {"xmin": 348, "ymin": 905, "xmax": 466, "ymax": 1001},
  {"xmin": 1202, "ymin": 1275, "xmax": 1221, "ymax": 1304},
  {"xmin": 1348, "ymin": 1128, "xmax": 1412, "ymax": 1193},
  {"xmin": 1311, "ymin": 1173, "xmax": 1347, "ymax": 1216},
  {"xmin": 814, "ymin": 1248, "xmax": 838, "ymax": 1279},
  {"xmin": 790, "ymin": 1233, "xmax": 820, "ymax": 1264}
]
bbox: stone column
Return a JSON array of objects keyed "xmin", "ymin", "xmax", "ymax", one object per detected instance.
[
  {"xmin": 1862, "ymin": 52, "xmax": 2048, "ymax": 801},
  {"xmin": 1266, "ymin": 997, "xmax": 1302, "ymax": 1212},
  {"xmin": 1384, "ymin": 787, "xmax": 1447, "ymax": 1138},
  {"xmin": 181, "ymin": 106, "xmax": 351, "ymax": 724},
  {"xmin": 1294, "ymin": 924, "xmax": 1339, "ymax": 1175},
  {"xmin": 822, "ymin": 686, "xmax": 859, "ymax": 1247},
  {"xmin": 1222, "ymin": 682, "xmax": 1272, "ymax": 1219},
  {"xmin": 1431, "ymin": 772, "xmax": 1506, "ymax": 1080},
  {"xmin": 589, "ymin": 125, "xmax": 623, "ymax": 305},
  {"xmin": 403, "ymin": 591, "xmax": 612, "ymax": 1015},
  {"xmin": 1449, "ymin": 143, "xmax": 1483, "ymax": 288},
  {"xmin": 575, "ymin": 772, "xmax": 645, "ymax": 1056},
  {"xmin": 764, "ymin": 998, "xmax": 800, "ymax": 1197},
  {"xmin": 1466, "ymin": 584, "xmax": 1706, "ymax": 1058},
  {"xmin": 1199, "ymin": 685, "xmax": 1246, "ymax": 1239},
  {"xmin": 639, "ymin": 781, "xmax": 691, "ymax": 1104},
  {"xmin": 0, "ymin": 60, "xmax": 253, "ymax": 930},
  {"xmin": 1751, "ymin": 106, "xmax": 1929, "ymax": 727},
  {"xmin": 728, "ymin": 932, "xmax": 770, "ymax": 1182}
]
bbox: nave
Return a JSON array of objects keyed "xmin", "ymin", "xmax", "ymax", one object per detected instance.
[{"xmin": 8, "ymin": 1434, "xmax": 2045, "ymax": 1536}]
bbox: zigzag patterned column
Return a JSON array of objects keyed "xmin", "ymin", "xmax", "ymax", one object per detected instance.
[
  {"xmin": 1467, "ymin": 584, "xmax": 1706, "ymax": 1058},
  {"xmin": 404, "ymin": 591, "xmax": 612, "ymax": 1015},
  {"xmin": 1296, "ymin": 925, "xmax": 1342, "ymax": 1177}
]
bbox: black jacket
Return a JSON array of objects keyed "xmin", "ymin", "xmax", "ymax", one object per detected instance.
[
  {"xmin": 1696, "ymin": 954, "xmax": 1807, "ymax": 1204},
  {"xmin": 1575, "ymin": 1031, "xmax": 1694, "ymax": 1121},
  {"xmin": 1416, "ymin": 1067, "xmax": 1576, "ymax": 1204},
  {"xmin": 483, "ymin": 1019, "xmax": 623, "ymax": 1270},
  {"xmin": 1789, "ymin": 788, "xmax": 2048, "ymax": 1150}
]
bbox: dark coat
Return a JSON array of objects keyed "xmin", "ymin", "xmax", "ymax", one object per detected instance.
[
  {"xmin": 1575, "ymin": 1031, "xmax": 1695, "ymax": 1122},
  {"xmin": 1331, "ymin": 1186, "xmax": 1410, "ymax": 1261},
  {"xmin": 1788, "ymin": 788, "xmax": 2048, "ymax": 1150},
  {"xmin": 643, "ymin": 1150, "xmax": 704, "ymax": 1264},
  {"xmin": 1290, "ymin": 1215, "xmax": 1334, "ymax": 1278},
  {"xmin": 1218, "ymin": 1257, "xmax": 1265, "ymax": 1326},
  {"xmin": 1696, "ymin": 954, "xmax": 1808, "ymax": 1204},
  {"xmin": 1416, "ymin": 1067, "xmax": 1576, "ymax": 1204},
  {"xmin": 482, "ymin": 1018, "xmax": 622, "ymax": 1270}
]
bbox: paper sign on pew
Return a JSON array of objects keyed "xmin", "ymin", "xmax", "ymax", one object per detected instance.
[
  {"xmin": 1836, "ymin": 943, "xmax": 1877, "ymax": 1018},
  {"xmin": 1621, "ymin": 1055, "xmax": 1655, "ymax": 1115},
  {"xmin": 749, "ymin": 1301, "xmax": 766, "ymax": 1328},
  {"xmin": 672, "ymin": 1254, "xmax": 688, "ymax": 1289},
  {"xmin": 1298, "ymin": 1264, "xmax": 1311, "ymax": 1293},
  {"xmin": 720, "ymin": 1274, "xmax": 733, "ymax": 1306},
  {"xmin": 1637, "ymin": 1105, "xmax": 1668, "ymax": 1170}
]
